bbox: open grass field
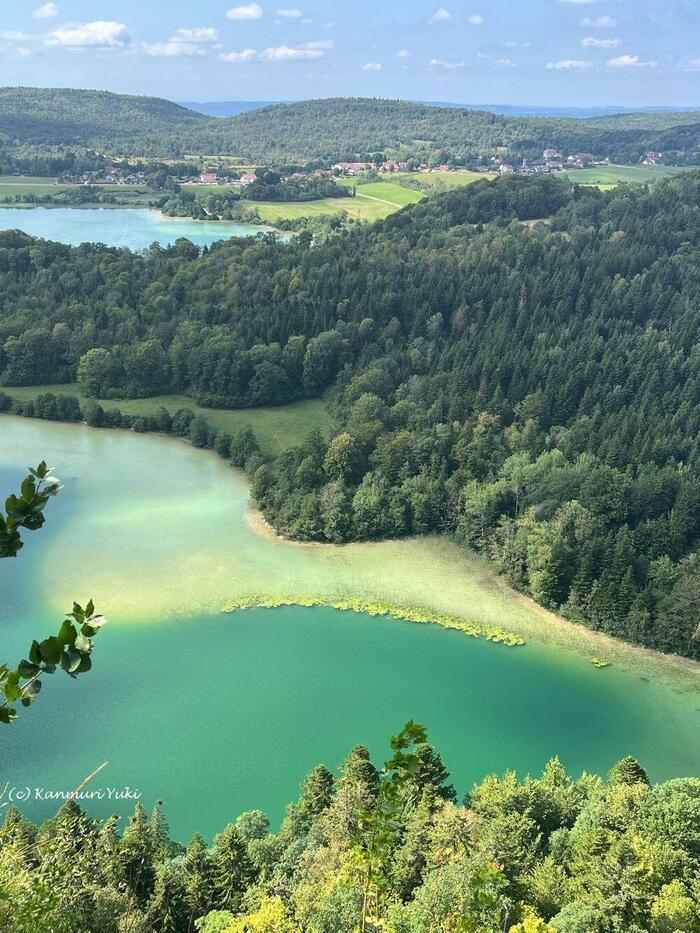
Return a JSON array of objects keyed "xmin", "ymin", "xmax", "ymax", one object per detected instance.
[
  {"xmin": 564, "ymin": 164, "xmax": 688, "ymax": 186},
  {"xmin": 0, "ymin": 176, "xmax": 153, "ymax": 205},
  {"xmin": 391, "ymin": 170, "xmax": 495, "ymax": 190},
  {"xmin": 253, "ymin": 195, "xmax": 396, "ymax": 222},
  {"xmin": 349, "ymin": 181, "xmax": 425, "ymax": 207},
  {"xmin": 2, "ymin": 384, "xmax": 332, "ymax": 456}
]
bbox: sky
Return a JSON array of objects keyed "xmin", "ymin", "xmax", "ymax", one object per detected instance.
[{"xmin": 1, "ymin": 1, "xmax": 699, "ymax": 107}]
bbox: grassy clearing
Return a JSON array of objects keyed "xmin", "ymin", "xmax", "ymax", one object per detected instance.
[
  {"xmin": 2, "ymin": 384, "xmax": 332, "ymax": 456},
  {"xmin": 391, "ymin": 170, "xmax": 495, "ymax": 190},
  {"xmin": 0, "ymin": 177, "xmax": 154, "ymax": 206},
  {"xmin": 564, "ymin": 164, "xmax": 688, "ymax": 186},
  {"xmin": 253, "ymin": 196, "xmax": 393, "ymax": 222},
  {"xmin": 353, "ymin": 182, "xmax": 424, "ymax": 207}
]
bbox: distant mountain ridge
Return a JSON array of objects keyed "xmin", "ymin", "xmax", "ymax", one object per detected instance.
[
  {"xmin": 1, "ymin": 87, "xmax": 699, "ymax": 165},
  {"xmin": 180, "ymin": 98, "xmax": 700, "ymax": 121},
  {"xmin": 180, "ymin": 100, "xmax": 286, "ymax": 117}
]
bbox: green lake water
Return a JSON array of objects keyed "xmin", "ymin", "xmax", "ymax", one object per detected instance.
[
  {"xmin": 0, "ymin": 207, "xmax": 276, "ymax": 249},
  {"xmin": 0, "ymin": 416, "xmax": 698, "ymax": 842}
]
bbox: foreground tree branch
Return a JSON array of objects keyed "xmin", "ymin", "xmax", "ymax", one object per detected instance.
[{"xmin": 0, "ymin": 463, "xmax": 106, "ymax": 724}]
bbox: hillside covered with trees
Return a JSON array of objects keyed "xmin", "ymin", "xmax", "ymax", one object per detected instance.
[
  {"xmin": 3, "ymin": 723, "xmax": 700, "ymax": 932},
  {"xmin": 1, "ymin": 172, "xmax": 700, "ymax": 660},
  {"xmin": 1, "ymin": 88, "xmax": 700, "ymax": 166},
  {"xmin": 0, "ymin": 86, "xmax": 206, "ymax": 149}
]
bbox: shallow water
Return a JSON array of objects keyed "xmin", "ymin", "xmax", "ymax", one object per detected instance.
[
  {"xmin": 0, "ymin": 417, "xmax": 698, "ymax": 840},
  {"xmin": 0, "ymin": 207, "xmax": 276, "ymax": 249}
]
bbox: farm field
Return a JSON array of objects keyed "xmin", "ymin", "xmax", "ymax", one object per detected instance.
[
  {"xmin": 253, "ymin": 194, "xmax": 395, "ymax": 222},
  {"xmin": 390, "ymin": 169, "xmax": 495, "ymax": 189},
  {"xmin": 564, "ymin": 163, "xmax": 689, "ymax": 186},
  {"xmin": 2, "ymin": 384, "xmax": 332, "ymax": 456},
  {"xmin": 0, "ymin": 176, "xmax": 153, "ymax": 204}
]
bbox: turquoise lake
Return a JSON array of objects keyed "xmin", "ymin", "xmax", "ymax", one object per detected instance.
[
  {"xmin": 0, "ymin": 207, "xmax": 276, "ymax": 249},
  {"xmin": 0, "ymin": 417, "xmax": 698, "ymax": 842}
]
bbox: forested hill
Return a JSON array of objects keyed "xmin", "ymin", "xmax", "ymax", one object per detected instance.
[
  {"xmin": 200, "ymin": 97, "xmax": 700, "ymax": 165},
  {"xmin": 1, "ymin": 172, "xmax": 700, "ymax": 659},
  {"xmin": 2, "ymin": 87, "xmax": 700, "ymax": 164},
  {"xmin": 0, "ymin": 86, "xmax": 206, "ymax": 147}
]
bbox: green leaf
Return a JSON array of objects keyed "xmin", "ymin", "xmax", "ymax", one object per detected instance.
[
  {"xmin": 17, "ymin": 660, "xmax": 40, "ymax": 679},
  {"xmin": 57, "ymin": 619, "xmax": 77, "ymax": 648},
  {"xmin": 39, "ymin": 636, "xmax": 62, "ymax": 665},
  {"xmin": 74, "ymin": 632, "xmax": 91, "ymax": 654}
]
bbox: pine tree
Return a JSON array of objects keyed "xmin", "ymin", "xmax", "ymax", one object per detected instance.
[
  {"xmin": 184, "ymin": 832, "xmax": 217, "ymax": 930},
  {"xmin": 212, "ymin": 824, "xmax": 254, "ymax": 912},
  {"xmin": 119, "ymin": 802, "xmax": 156, "ymax": 905}
]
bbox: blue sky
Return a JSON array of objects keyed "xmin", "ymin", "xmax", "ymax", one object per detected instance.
[{"xmin": 1, "ymin": 1, "xmax": 699, "ymax": 106}]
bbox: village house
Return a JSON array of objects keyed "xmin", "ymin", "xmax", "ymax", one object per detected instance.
[
  {"xmin": 643, "ymin": 152, "xmax": 662, "ymax": 165},
  {"xmin": 332, "ymin": 161, "xmax": 375, "ymax": 175},
  {"xmin": 240, "ymin": 173, "xmax": 258, "ymax": 186},
  {"xmin": 567, "ymin": 153, "xmax": 595, "ymax": 168},
  {"xmin": 199, "ymin": 172, "xmax": 219, "ymax": 184}
]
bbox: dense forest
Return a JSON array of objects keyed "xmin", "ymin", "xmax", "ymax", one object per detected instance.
[
  {"xmin": 0, "ymin": 87, "xmax": 206, "ymax": 149},
  {"xmin": 2, "ymin": 88, "xmax": 700, "ymax": 166},
  {"xmin": 3, "ymin": 723, "xmax": 699, "ymax": 932},
  {"xmin": 1, "ymin": 172, "xmax": 700, "ymax": 659}
]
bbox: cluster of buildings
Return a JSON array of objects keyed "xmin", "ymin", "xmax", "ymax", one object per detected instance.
[
  {"xmin": 482, "ymin": 149, "xmax": 608, "ymax": 177},
  {"xmin": 73, "ymin": 168, "xmax": 146, "ymax": 186},
  {"xmin": 330, "ymin": 160, "xmax": 450, "ymax": 176},
  {"xmin": 196, "ymin": 172, "xmax": 257, "ymax": 186}
]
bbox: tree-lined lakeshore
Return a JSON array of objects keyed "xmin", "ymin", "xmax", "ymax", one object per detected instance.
[
  {"xmin": 2, "ymin": 116, "xmax": 700, "ymax": 931},
  {"xmin": 2, "ymin": 172, "xmax": 700, "ymax": 660}
]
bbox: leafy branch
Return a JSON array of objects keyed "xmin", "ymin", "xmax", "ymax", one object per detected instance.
[{"xmin": 0, "ymin": 463, "xmax": 106, "ymax": 724}]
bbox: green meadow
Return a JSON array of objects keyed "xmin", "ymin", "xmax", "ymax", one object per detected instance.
[
  {"xmin": 2, "ymin": 384, "xmax": 332, "ymax": 457},
  {"xmin": 564, "ymin": 163, "xmax": 688, "ymax": 186}
]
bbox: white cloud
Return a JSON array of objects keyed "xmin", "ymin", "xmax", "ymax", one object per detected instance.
[
  {"xmin": 396, "ymin": 49, "xmax": 411, "ymax": 58},
  {"xmin": 33, "ymin": 2, "xmax": 58, "ymax": 18},
  {"xmin": 608, "ymin": 53, "xmax": 656, "ymax": 68},
  {"xmin": 581, "ymin": 15, "xmax": 616, "ymax": 27},
  {"xmin": 260, "ymin": 40, "xmax": 330, "ymax": 60},
  {"xmin": 140, "ymin": 40, "xmax": 205, "ymax": 57},
  {"xmin": 546, "ymin": 59, "xmax": 592, "ymax": 70},
  {"xmin": 361, "ymin": 62, "xmax": 381, "ymax": 70},
  {"xmin": 559, "ymin": 0, "xmax": 621, "ymax": 4},
  {"xmin": 0, "ymin": 31, "xmax": 30, "ymax": 41},
  {"xmin": 219, "ymin": 48, "xmax": 257, "ymax": 62},
  {"xmin": 226, "ymin": 4, "xmax": 264, "ymax": 20},
  {"xmin": 429, "ymin": 8, "xmax": 454, "ymax": 24},
  {"xmin": 276, "ymin": 8, "xmax": 301, "ymax": 17},
  {"xmin": 686, "ymin": 59, "xmax": 700, "ymax": 71},
  {"xmin": 430, "ymin": 57, "xmax": 467, "ymax": 69},
  {"xmin": 582, "ymin": 36, "xmax": 620, "ymax": 48},
  {"xmin": 172, "ymin": 27, "xmax": 219, "ymax": 42},
  {"xmin": 468, "ymin": 13, "xmax": 484, "ymax": 25},
  {"xmin": 46, "ymin": 21, "xmax": 129, "ymax": 48},
  {"xmin": 220, "ymin": 38, "xmax": 331, "ymax": 61},
  {"xmin": 492, "ymin": 58, "xmax": 516, "ymax": 69}
]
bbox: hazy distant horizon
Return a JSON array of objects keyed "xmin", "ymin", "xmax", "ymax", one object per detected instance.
[
  {"xmin": 1, "ymin": 1, "xmax": 699, "ymax": 107},
  {"xmin": 181, "ymin": 98, "xmax": 700, "ymax": 120}
]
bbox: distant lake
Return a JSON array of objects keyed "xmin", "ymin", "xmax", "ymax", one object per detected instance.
[{"xmin": 0, "ymin": 207, "xmax": 278, "ymax": 249}]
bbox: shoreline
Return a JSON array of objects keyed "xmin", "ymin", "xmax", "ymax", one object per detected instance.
[
  {"xmin": 2, "ymin": 411, "xmax": 698, "ymax": 694},
  {"xmin": 245, "ymin": 503, "xmax": 700, "ymax": 693}
]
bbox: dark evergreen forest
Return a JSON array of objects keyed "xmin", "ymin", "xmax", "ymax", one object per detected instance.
[{"xmin": 1, "ymin": 172, "xmax": 699, "ymax": 659}]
